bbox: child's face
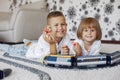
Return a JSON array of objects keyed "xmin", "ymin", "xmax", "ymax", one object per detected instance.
[
  {"xmin": 82, "ymin": 27, "xmax": 97, "ymax": 43},
  {"xmin": 48, "ymin": 16, "xmax": 67, "ymax": 40}
]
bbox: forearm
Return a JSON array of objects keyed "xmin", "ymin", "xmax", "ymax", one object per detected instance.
[
  {"xmin": 50, "ymin": 43, "xmax": 57, "ymax": 55},
  {"xmin": 76, "ymin": 51, "xmax": 82, "ymax": 56},
  {"xmin": 75, "ymin": 45, "xmax": 82, "ymax": 56}
]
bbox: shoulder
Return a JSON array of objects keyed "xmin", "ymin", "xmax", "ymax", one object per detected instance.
[
  {"xmin": 94, "ymin": 40, "xmax": 101, "ymax": 44},
  {"xmin": 38, "ymin": 34, "xmax": 44, "ymax": 42},
  {"xmin": 93, "ymin": 40, "xmax": 101, "ymax": 47},
  {"xmin": 38, "ymin": 34, "xmax": 49, "ymax": 45}
]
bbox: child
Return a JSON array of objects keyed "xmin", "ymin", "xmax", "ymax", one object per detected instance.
[
  {"xmin": 25, "ymin": 11, "xmax": 75, "ymax": 61},
  {"xmin": 73, "ymin": 17, "xmax": 102, "ymax": 56}
]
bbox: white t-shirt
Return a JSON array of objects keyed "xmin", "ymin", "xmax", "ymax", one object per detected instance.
[
  {"xmin": 74, "ymin": 39, "xmax": 101, "ymax": 56},
  {"xmin": 25, "ymin": 34, "xmax": 75, "ymax": 61}
]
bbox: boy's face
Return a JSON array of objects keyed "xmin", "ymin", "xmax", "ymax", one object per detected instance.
[
  {"xmin": 48, "ymin": 16, "xmax": 67, "ymax": 40},
  {"xmin": 82, "ymin": 27, "xmax": 97, "ymax": 43}
]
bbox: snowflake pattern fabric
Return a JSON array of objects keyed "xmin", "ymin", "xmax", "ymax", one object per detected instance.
[{"xmin": 46, "ymin": 0, "xmax": 120, "ymax": 40}]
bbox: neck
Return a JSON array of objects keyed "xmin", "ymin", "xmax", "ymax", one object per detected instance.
[
  {"xmin": 83, "ymin": 40, "xmax": 93, "ymax": 51},
  {"xmin": 55, "ymin": 37, "xmax": 62, "ymax": 44},
  {"xmin": 84, "ymin": 41, "xmax": 93, "ymax": 45}
]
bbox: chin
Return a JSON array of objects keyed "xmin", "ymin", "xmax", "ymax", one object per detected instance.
[
  {"xmin": 57, "ymin": 34, "xmax": 64, "ymax": 38},
  {"xmin": 86, "ymin": 39, "xmax": 94, "ymax": 42}
]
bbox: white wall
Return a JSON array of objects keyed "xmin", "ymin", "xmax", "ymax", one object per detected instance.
[{"xmin": 0, "ymin": 0, "xmax": 10, "ymax": 12}]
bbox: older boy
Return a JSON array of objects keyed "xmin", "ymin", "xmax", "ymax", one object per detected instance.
[{"xmin": 25, "ymin": 11, "xmax": 75, "ymax": 61}]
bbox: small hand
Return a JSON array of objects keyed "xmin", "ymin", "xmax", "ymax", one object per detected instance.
[
  {"xmin": 43, "ymin": 26, "xmax": 51, "ymax": 35},
  {"xmin": 43, "ymin": 27, "xmax": 55, "ymax": 44},
  {"xmin": 72, "ymin": 42, "xmax": 82, "ymax": 56},
  {"xmin": 72, "ymin": 42, "xmax": 77, "ymax": 46},
  {"xmin": 62, "ymin": 45, "xmax": 69, "ymax": 55}
]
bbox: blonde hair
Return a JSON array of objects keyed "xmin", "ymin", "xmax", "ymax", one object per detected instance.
[{"xmin": 77, "ymin": 17, "xmax": 102, "ymax": 40}]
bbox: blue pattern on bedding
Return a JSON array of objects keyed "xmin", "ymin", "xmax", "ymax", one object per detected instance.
[{"xmin": 0, "ymin": 43, "xmax": 27, "ymax": 57}]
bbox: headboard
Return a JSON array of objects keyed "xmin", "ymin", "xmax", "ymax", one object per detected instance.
[
  {"xmin": 101, "ymin": 40, "xmax": 120, "ymax": 44},
  {"xmin": 101, "ymin": 40, "xmax": 120, "ymax": 53}
]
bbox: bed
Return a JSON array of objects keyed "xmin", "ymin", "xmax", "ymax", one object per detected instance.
[{"xmin": 0, "ymin": 41, "xmax": 120, "ymax": 80}]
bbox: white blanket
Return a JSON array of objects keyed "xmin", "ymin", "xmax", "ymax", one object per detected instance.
[{"xmin": 0, "ymin": 50, "xmax": 120, "ymax": 80}]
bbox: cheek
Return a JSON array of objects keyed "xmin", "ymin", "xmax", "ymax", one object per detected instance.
[
  {"xmin": 50, "ymin": 28, "xmax": 56, "ymax": 35},
  {"xmin": 51, "ymin": 27, "xmax": 56, "ymax": 32},
  {"xmin": 93, "ymin": 32, "xmax": 97, "ymax": 37},
  {"xmin": 63, "ymin": 26, "xmax": 67, "ymax": 30},
  {"xmin": 82, "ymin": 32, "xmax": 86, "ymax": 36}
]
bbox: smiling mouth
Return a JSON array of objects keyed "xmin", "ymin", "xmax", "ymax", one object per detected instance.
[
  {"xmin": 57, "ymin": 30, "xmax": 64, "ymax": 33},
  {"xmin": 86, "ymin": 36, "xmax": 93, "ymax": 38}
]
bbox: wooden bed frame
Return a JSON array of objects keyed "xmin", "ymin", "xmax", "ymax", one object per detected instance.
[
  {"xmin": 71, "ymin": 39, "xmax": 120, "ymax": 44},
  {"xmin": 101, "ymin": 40, "xmax": 120, "ymax": 44}
]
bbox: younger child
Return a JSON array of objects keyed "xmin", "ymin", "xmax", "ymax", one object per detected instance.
[
  {"xmin": 25, "ymin": 11, "xmax": 75, "ymax": 61},
  {"xmin": 73, "ymin": 17, "xmax": 102, "ymax": 56}
]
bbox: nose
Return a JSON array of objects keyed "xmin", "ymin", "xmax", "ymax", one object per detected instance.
[
  {"xmin": 58, "ymin": 25, "xmax": 63, "ymax": 29},
  {"xmin": 88, "ymin": 30, "xmax": 91, "ymax": 35}
]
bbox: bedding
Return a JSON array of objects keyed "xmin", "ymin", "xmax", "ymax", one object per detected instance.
[
  {"xmin": 0, "ymin": 43, "xmax": 120, "ymax": 80},
  {"xmin": 0, "ymin": 51, "xmax": 50, "ymax": 80}
]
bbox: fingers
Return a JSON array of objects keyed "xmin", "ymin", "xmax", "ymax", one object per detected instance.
[
  {"xmin": 43, "ymin": 32, "xmax": 56, "ymax": 44},
  {"xmin": 43, "ymin": 27, "xmax": 51, "ymax": 35},
  {"xmin": 43, "ymin": 34, "xmax": 55, "ymax": 42},
  {"xmin": 43, "ymin": 26, "xmax": 52, "ymax": 39},
  {"xmin": 72, "ymin": 42, "xmax": 77, "ymax": 46},
  {"xmin": 62, "ymin": 45, "xmax": 69, "ymax": 55}
]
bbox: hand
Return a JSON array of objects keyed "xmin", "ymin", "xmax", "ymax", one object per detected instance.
[
  {"xmin": 43, "ymin": 26, "xmax": 55, "ymax": 44},
  {"xmin": 72, "ymin": 42, "xmax": 82, "ymax": 56},
  {"xmin": 43, "ymin": 26, "xmax": 51, "ymax": 34},
  {"xmin": 62, "ymin": 45, "xmax": 69, "ymax": 55}
]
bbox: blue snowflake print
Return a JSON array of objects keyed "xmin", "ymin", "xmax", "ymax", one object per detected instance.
[
  {"xmin": 53, "ymin": 5, "xmax": 57, "ymax": 10},
  {"xmin": 82, "ymin": 4, "xmax": 87, "ymax": 10},
  {"xmin": 89, "ymin": 0, "xmax": 100, "ymax": 7},
  {"xmin": 97, "ymin": 8, "xmax": 100, "ymax": 13},
  {"xmin": 108, "ymin": 30, "xmax": 114, "ymax": 37},
  {"xmin": 84, "ymin": 11, "xmax": 88, "ymax": 15},
  {"xmin": 104, "ymin": 17, "xmax": 109, "ymax": 23},
  {"xmin": 94, "ymin": 13, "xmax": 101, "ymax": 20},
  {"xmin": 116, "ymin": 19, "xmax": 120, "ymax": 34},
  {"xmin": 67, "ymin": 6, "xmax": 76, "ymax": 19},
  {"xmin": 59, "ymin": 0, "xmax": 65, "ymax": 4},
  {"xmin": 59, "ymin": 6, "xmax": 62, "ymax": 11},
  {"xmin": 110, "ymin": 0, "xmax": 115, "ymax": 3},
  {"xmin": 111, "ymin": 38, "xmax": 116, "ymax": 41},
  {"xmin": 118, "ymin": 5, "xmax": 120, "ymax": 9},
  {"xmin": 72, "ymin": 26, "xmax": 77, "ymax": 32},
  {"xmin": 104, "ymin": 3, "xmax": 114, "ymax": 15},
  {"xmin": 105, "ymin": 35, "xmax": 108, "ymax": 38}
]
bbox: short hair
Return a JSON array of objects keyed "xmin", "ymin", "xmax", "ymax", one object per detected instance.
[
  {"xmin": 77, "ymin": 17, "xmax": 102, "ymax": 40},
  {"xmin": 47, "ymin": 11, "xmax": 65, "ymax": 24}
]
